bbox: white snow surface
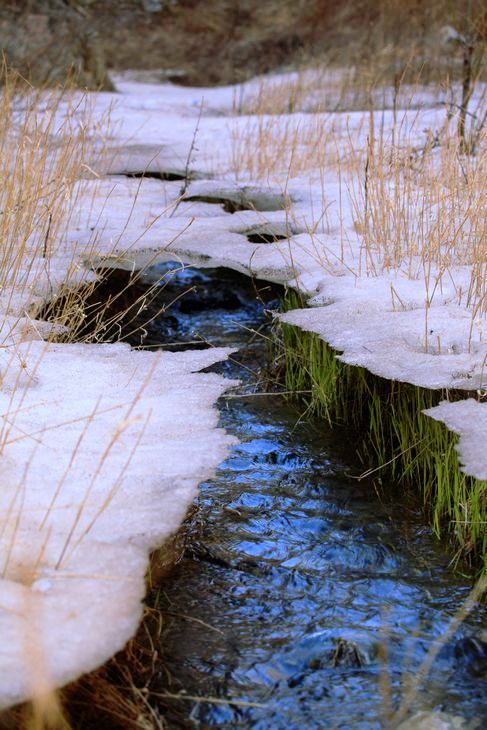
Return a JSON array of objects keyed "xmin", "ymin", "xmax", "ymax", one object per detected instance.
[
  {"xmin": 424, "ymin": 400, "xmax": 487, "ymax": 481},
  {"xmin": 0, "ymin": 341, "xmax": 236, "ymax": 707}
]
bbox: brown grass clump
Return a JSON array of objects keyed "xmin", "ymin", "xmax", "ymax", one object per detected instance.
[
  {"xmin": 0, "ymin": 75, "xmax": 88, "ymax": 298},
  {"xmin": 60, "ymin": 608, "xmax": 166, "ymax": 730},
  {"xmin": 347, "ymin": 111, "xmax": 487, "ymax": 332}
]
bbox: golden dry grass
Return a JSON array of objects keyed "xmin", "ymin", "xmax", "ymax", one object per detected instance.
[
  {"xmin": 0, "ymin": 75, "xmax": 90, "ymax": 309},
  {"xmin": 347, "ymin": 111, "xmax": 487, "ymax": 333},
  {"xmin": 230, "ymin": 61, "xmax": 486, "ymax": 341}
]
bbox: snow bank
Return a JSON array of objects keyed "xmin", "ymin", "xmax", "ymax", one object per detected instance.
[
  {"xmin": 424, "ymin": 400, "xmax": 487, "ymax": 481},
  {"xmin": 58, "ymin": 72, "xmax": 485, "ymax": 479},
  {"xmin": 0, "ymin": 341, "xmax": 236, "ymax": 707},
  {"xmin": 0, "ymin": 81, "xmax": 243, "ymax": 708}
]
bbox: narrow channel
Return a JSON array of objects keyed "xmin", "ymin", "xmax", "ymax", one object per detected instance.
[{"xmin": 67, "ymin": 262, "xmax": 487, "ymax": 728}]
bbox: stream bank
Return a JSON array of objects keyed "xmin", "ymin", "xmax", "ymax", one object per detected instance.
[{"xmin": 62, "ymin": 262, "xmax": 487, "ymax": 729}]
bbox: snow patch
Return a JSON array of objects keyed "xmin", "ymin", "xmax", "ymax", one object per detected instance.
[
  {"xmin": 424, "ymin": 400, "xmax": 487, "ymax": 481},
  {"xmin": 0, "ymin": 342, "xmax": 237, "ymax": 707}
]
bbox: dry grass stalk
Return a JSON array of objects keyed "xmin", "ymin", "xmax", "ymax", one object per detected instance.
[
  {"xmin": 230, "ymin": 112, "xmax": 342, "ymax": 181},
  {"xmin": 347, "ymin": 110, "xmax": 487, "ymax": 337},
  {"xmin": 236, "ymin": 65, "xmax": 486, "ymax": 351},
  {"xmin": 0, "ymin": 73, "xmax": 91, "ymax": 306}
]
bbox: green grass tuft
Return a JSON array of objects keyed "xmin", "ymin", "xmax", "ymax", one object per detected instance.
[{"xmin": 277, "ymin": 291, "xmax": 487, "ymax": 573}]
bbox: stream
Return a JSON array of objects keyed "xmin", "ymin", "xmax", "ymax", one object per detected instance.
[{"xmin": 114, "ymin": 263, "xmax": 487, "ymax": 728}]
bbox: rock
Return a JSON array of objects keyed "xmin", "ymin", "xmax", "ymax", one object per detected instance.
[
  {"xmin": 143, "ymin": 0, "xmax": 164, "ymax": 11},
  {"xmin": 398, "ymin": 711, "xmax": 473, "ymax": 730}
]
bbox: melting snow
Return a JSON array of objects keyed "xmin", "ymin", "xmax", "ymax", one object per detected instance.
[{"xmin": 1, "ymin": 67, "xmax": 485, "ymax": 707}]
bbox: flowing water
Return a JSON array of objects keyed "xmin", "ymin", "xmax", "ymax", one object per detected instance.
[{"xmin": 135, "ymin": 263, "xmax": 486, "ymax": 728}]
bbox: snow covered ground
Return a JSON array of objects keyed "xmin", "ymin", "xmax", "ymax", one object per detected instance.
[
  {"xmin": 0, "ymin": 342, "xmax": 236, "ymax": 707},
  {"xmin": 0, "ymin": 86, "xmax": 238, "ymax": 708},
  {"xmin": 0, "ymin": 68, "xmax": 485, "ymax": 707},
  {"xmin": 68, "ymin": 71, "xmax": 486, "ymax": 480}
]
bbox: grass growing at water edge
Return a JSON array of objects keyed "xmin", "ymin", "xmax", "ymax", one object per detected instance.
[{"xmin": 276, "ymin": 291, "xmax": 487, "ymax": 573}]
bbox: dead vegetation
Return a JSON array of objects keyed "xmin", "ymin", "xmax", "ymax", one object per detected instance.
[
  {"xmin": 0, "ymin": 611, "xmax": 165, "ymax": 730},
  {"xmin": 0, "ymin": 68, "xmax": 93, "ymax": 337},
  {"xmin": 1, "ymin": 1, "xmax": 485, "ymax": 89}
]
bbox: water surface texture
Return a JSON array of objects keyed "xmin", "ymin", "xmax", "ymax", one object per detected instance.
[{"xmin": 142, "ymin": 264, "xmax": 486, "ymax": 729}]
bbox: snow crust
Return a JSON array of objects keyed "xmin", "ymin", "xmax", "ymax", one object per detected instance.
[
  {"xmin": 1, "ymin": 78, "xmax": 244, "ymax": 707},
  {"xmin": 0, "ymin": 341, "xmax": 236, "ymax": 707},
  {"xmin": 424, "ymin": 400, "xmax": 487, "ymax": 481},
  {"xmin": 280, "ymin": 301, "xmax": 486, "ymax": 391}
]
